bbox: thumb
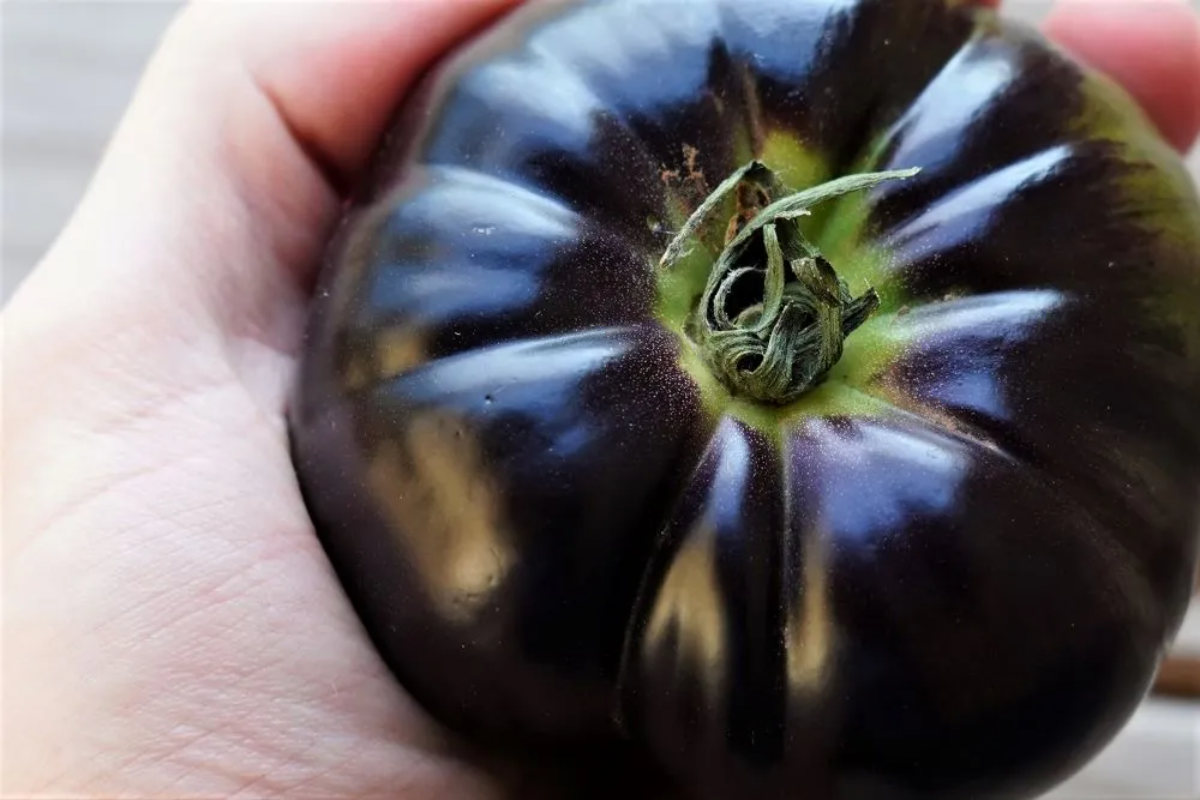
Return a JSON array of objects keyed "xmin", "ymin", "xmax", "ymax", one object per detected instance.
[{"xmin": 6, "ymin": 0, "xmax": 522, "ymax": 413}]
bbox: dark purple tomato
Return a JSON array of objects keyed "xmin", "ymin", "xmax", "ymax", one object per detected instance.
[{"xmin": 288, "ymin": 1, "xmax": 1200, "ymax": 798}]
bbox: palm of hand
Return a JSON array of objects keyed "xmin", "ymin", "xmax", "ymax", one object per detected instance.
[{"xmin": 7, "ymin": 244, "xmax": 503, "ymax": 797}]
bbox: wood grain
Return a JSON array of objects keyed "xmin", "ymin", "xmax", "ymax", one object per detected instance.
[{"xmin": 1157, "ymin": 656, "xmax": 1200, "ymax": 700}]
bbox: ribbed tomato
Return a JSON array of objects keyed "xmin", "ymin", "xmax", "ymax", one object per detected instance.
[{"xmin": 289, "ymin": 1, "xmax": 1200, "ymax": 797}]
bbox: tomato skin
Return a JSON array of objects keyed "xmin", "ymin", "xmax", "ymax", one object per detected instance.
[{"xmin": 288, "ymin": 0, "xmax": 1200, "ymax": 797}]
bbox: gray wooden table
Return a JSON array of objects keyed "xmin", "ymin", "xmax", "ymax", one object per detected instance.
[{"xmin": 4, "ymin": 2, "xmax": 1197, "ymax": 796}]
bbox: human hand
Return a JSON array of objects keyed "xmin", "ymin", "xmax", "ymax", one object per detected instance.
[{"xmin": 5, "ymin": 2, "xmax": 1199, "ymax": 798}]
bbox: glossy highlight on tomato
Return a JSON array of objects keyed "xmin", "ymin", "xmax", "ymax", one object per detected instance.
[{"xmin": 287, "ymin": 1, "xmax": 1200, "ymax": 797}]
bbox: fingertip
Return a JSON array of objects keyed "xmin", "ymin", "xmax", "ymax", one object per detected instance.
[{"xmin": 1044, "ymin": 0, "xmax": 1200, "ymax": 152}]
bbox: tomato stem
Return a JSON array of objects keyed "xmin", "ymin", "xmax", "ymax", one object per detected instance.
[{"xmin": 659, "ymin": 162, "xmax": 919, "ymax": 406}]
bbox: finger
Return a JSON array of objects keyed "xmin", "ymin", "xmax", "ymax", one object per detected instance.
[{"xmin": 1045, "ymin": 0, "xmax": 1200, "ymax": 152}]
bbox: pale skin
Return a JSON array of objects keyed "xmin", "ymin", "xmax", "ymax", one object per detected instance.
[{"xmin": 4, "ymin": 0, "xmax": 1200, "ymax": 797}]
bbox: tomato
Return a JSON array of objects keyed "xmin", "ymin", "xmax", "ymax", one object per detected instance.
[{"xmin": 287, "ymin": 0, "xmax": 1200, "ymax": 797}]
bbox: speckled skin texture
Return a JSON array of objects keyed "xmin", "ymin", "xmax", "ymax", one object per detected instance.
[{"xmin": 288, "ymin": 1, "xmax": 1200, "ymax": 798}]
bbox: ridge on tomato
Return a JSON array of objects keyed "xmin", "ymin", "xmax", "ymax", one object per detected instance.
[{"xmin": 287, "ymin": 0, "xmax": 1200, "ymax": 798}]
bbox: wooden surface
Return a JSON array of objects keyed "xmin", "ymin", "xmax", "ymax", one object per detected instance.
[{"xmin": 3, "ymin": 2, "xmax": 1198, "ymax": 797}]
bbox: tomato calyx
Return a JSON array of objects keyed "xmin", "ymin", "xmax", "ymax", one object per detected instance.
[{"xmin": 659, "ymin": 162, "xmax": 919, "ymax": 405}]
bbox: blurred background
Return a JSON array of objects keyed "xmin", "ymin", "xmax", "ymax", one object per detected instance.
[{"xmin": 3, "ymin": 1, "xmax": 1198, "ymax": 796}]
